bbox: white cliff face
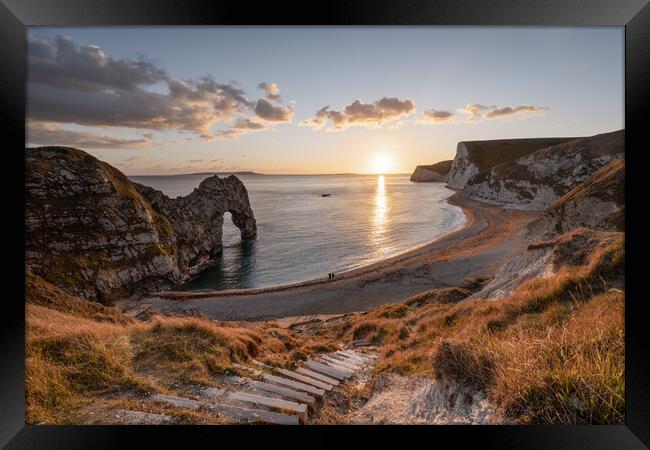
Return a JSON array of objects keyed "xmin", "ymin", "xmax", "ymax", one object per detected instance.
[
  {"xmin": 461, "ymin": 131, "xmax": 624, "ymax": 211},
  {"xmin": 462, "ymin": 177, "xmax": 560, "ymax": 211},
  {"xmin": 526, "ymin": 158, "xmax": 624, "ymax": 238},
  {"xmin": 447, "ymin": 143, "xmax": 479, "ymax": 189}
]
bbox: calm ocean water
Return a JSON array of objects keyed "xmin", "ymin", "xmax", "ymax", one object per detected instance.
[{"xmin": 129, "ymin": 173, "xmax": 466, "ymax": 291}]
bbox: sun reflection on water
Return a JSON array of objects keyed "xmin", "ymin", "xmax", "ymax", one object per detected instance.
[{"xmin": 371, "ymin": 175, "xmax": 390, "ymax": 254}]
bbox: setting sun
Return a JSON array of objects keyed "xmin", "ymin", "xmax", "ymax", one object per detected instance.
[{"xmin": 370, "ymin": 154, "xmax": 394, "ymax": 174}]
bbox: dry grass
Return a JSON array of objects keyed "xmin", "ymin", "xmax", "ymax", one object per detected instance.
[
  {"xmin": 336, "ymin": 230, "xmax": 625, "ymax": 423},
  {"xmin": 26, "ymin": 228, "xmax": 624, "ymax": 425},
  {"xmin": 25, "ymin": 276, "xmax": 316, "ymax": 423},
  {"xmin": 26, "ymin": 303, "xmax": 144, "ymax": 423},
  {"xmin": 489, "ymin": 291, "xmax": 624, "ymax": 424}
]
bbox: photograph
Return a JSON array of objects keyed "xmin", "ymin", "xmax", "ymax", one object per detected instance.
[{"xmin": 23, "ymin": 25, "xmax": 626, "ymax": 426}]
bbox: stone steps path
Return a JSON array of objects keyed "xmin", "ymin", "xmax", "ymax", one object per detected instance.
[{"xmin": 142, "ymin": 348, "xmax": 375, "ymax": 425}]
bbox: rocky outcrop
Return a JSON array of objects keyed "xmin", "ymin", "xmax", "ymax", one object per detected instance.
[
  {"xmin": 25, "ymin": 146, "xmax": 256, "ymax": 302},
  {"xmin": 470, "ymin": 228, "xmax": 623, "ymax": 301},
  {"xmin": 526, "ymin": 158, "xmax": 624, "ymax": 239},
  {"xmin": 461, "ymin": 130, "xmax": 623, "ymax": 210},
  {"xmin": 410, "ymin": 160, "xmax": 452, "ymax": 182},
  {"xmin": 134, "ymin": 176, "xmax": 257, "ymax": 274},
  {"xmin": 447, "ymin": 137, "xmax": 573, "ymax": 189}
]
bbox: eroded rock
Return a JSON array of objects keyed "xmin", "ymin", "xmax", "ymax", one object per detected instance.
[
  {"xmin": 461, "ymin": 130, "xmax": 623, "ymax": 210},
  {"xmin": 25, "ymin": 146, "xmax": 256, "ymax": 302},
  {"xmin": 447, "ymin": 137, "xmax": 573, "ymax": 189},
  {"xmin": 526, "ymin": 157, "xmax": 624, "ymax": 238}
]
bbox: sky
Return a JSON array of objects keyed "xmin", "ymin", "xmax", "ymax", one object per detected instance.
[{"xmin": 26, "ymin": 27, "xmax": 624, "ymax": 175}]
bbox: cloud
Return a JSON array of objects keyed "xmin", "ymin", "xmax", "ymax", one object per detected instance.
[
  {"xmin": 28, "ymin": 35, "xmax": 167, "ymax": 92},
  {"xmin": 202, "ymin": 118, "xmax": 268, "ymax": 141},
  {"xmin": 420, "ymin": 109, "xmax": 455, "ymax": 123},
  {"xmin": 258, "ymin": 82, "xmax": 281, "ymax": 100},
  {"xmin": 301, "ymin": 97, "xmax": 415, "ymax": 131},
  {"xmin": 26, "ymin": 122, "xmax": 155, "ymax": 149},
  {"xmin": 458, "ymin": 103, "xmax": 549, "ymax": 122},
  {"xmin": 458, "ymin": 104, "xmax": 492, "ymax": 122},
  {"xmin": 254, "ymin": 98, "xmax": 294, "ymax": 122},
  {"xmin": 27, "ymin": 35, "xmax": 294, "ymax": 144},
  {"xmin": 484, "ymin": 105, "xmax": 549, "ymax": 119}
]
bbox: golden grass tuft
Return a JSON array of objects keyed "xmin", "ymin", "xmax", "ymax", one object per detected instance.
[
  {"xmin": 131, "ymin": 317, "xmax": 262, "ymax": 385},
  {"xmin": 26, "ymin": 303, "xmax": 143, "ymax": 423},
  {"xmin": 340, "ymin": 230, "xmax": 625, "ymax": 424},
  {"xmin": 489, "ymin": 291, "xmax": 624, "ymax": 424},
  {"xmin": 25, "ymin": 275, "xmax": 319, "ymax": 423}
]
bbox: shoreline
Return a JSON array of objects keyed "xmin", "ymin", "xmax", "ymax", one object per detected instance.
[
  {"xmin": 124, "ymin": 193, "xmax": 540, "ymax": 321},
  {"xmin": 156, "ymin": 189, "xmax": 472, "ymax": 300}
]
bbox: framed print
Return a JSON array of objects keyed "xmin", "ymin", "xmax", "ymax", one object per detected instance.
[{"xmin": 2, "ymin": 0, "xmax": 649, "ymax": 448}]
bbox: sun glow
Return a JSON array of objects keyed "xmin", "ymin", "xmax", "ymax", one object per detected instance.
[{"xmin": 370, "ymin": 154, "xmax": 394, "ymax": 174}]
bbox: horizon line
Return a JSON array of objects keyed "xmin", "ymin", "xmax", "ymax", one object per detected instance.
[{"xmin": 127, "ymin": 171, "xmax": 412, "ymax": 177}]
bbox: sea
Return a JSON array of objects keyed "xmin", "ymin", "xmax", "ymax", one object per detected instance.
[{"xmin": 128, "ymin": 173, "xmax": 466, "ymax": 291}]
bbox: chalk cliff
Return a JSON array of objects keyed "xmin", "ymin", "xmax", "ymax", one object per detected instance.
[
  {"xmin": 526, "ymin": 157, "xmax": 624, "ymax": 239},
  {"xmin": 461, "ymin": 130, "xmax": 623, "ymax": 210},
  {"xmin": 410, "ymin": 160, "xmax": 452, "ymax": 182},
  {"xmin": 447, "ymin": 137, "xmax": 573, "ymax": 189},
  {"xmin": 25, "ymin": 146, "xmax": 256, "ymax": 302},
  {"xmin": 469, "ymin": 144, "xmax": 624, "ymax": 301}
]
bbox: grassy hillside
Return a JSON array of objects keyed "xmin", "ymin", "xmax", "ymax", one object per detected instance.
[
  {"xmin": 416, "ymin": 160, "xmax": 453, "ymax": 174},
  {"xmin": 26, "ymin": 226, "xmax": 624, "ymax": 425},
  {"xmin": 287, "ymin": 228, "xmax": 625, "ymax": 424},
  {"xmin": 25, "ymin": 274, "xmax": 340, "ymax": 424},
  {"xmin": 462, "ymin": 137, "xmax": 576, "ymax": 172}
]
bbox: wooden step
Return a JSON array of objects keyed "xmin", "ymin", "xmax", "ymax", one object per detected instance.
[
  {"xmin": 152, "ymin": 392, "xmax": 299, "ymax": 425},
  {"xmin": 200, "ymin": 388, "xmax": 300, "ymax": 425},
  {"xmin": 342, "ymin": 350, "xmax": 375, "ymax": 362},
  {"xmin": 336, "ymin": 350, "xmax": 367, "ymax": 363},
  {"xmin": 150, "ymin": 394, "xmax": 202, "ymax": 410},
  {"xmin": 251, "ymin": 359, "xmax": 274, "ymax": 370},
  {"xmin": 316, "ymin": 358, "xmax": 356, "ymax": 374},
  {"xmin": 261, "ymin": 372, "xmax": 325, "ymax": 397},
  {"xmin": 228, "ymin": 375, "xmax": 316, "ymax": 405},
  {"xmin": 113, "ymin": 409, "xmax": 172, "ymax": 424},
  {"xmin": 211, "ymin": 403, "xmax": 299, "ymax": 425},
  {"xmin": 249, "ymin": 380, "xmax": 316, "ymax": 406},
  {"xmin": 332, "ymin": 352, "xmax": 366, "ymax": 365},
  {"xmin": 228, "ymin": 391, "xmax": 308, "ymax": 424},
  {"xmin": 250, "ymin": 360, "xmax": 336, "ymax": 390},
  {"xmin": 294, "ymin": 367, "xmax": 340, "ymax": 386},
  {"xmin": 234, "ymin": 363, "xmax": 326, "ymax": 397},
  {"xmin": 275, "ymin": 368, "xmax": 336, "ymax": 390},
  {"xmin": 330, "ymin": 355, "xmax": 365, "ymax": 369},
  {"xmin": 314, "ymin": 358, "xmax": 355, "ymax": 375},
  {"xmin": 324, "ymin": 353, "xmax": 360, "ymax": 365},
  {"xmin": 320, "ymin": 355, "xmax": 359, "ymax": 370},
  {"xmin": 303, "ymin": 361, "xmax": 350, "ymax": 380}
]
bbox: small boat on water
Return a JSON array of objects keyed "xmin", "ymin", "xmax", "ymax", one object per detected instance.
[{"xmin": 321, "ymin": 194, "xmax": 331, "ymax": 197}]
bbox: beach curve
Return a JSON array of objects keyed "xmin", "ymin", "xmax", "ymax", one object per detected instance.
[{"xmin": 124, "ymin": 193, "xmax": 540, "ymax": 320}]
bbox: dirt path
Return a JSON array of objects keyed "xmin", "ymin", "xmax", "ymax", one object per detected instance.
[{"xmin": 122, "ymin": 193, "xmax": 539, "ymax": 321}]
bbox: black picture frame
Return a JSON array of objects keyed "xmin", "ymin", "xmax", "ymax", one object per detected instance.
[{"xmin": 2, "ymin": 0, "xmax": 649, "ymax": 448}]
